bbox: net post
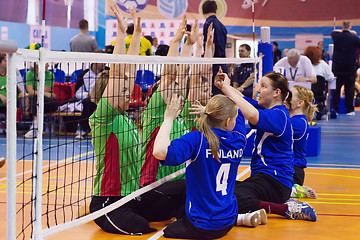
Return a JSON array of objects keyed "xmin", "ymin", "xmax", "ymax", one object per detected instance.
[
  {"xmin": 32, "ymin": 48, "xmax": 46, "ymax": 240},
  {"xmin": 2, "ymin": 40, "xmax": 18, "ymax": 240}
]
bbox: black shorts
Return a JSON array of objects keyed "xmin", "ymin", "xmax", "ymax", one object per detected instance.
[
  {"xmin": 138, "ymin": 179, "xmax": 187, "ymax": 222},
  {"xmin": 234, "ymin": 172, "xmax": 291, "ymax": 213},
  {"xmin": 90, "ymin": 196, "xmax": 156, "ymax": 235},
  {"xmin": 164, "ymin": 214, "xmax": 234, "ymax": 240},
  {"xmin": 293, "ymin": 166, "xmax": 305, "ymax": 186},
  {"xmin": 89, "ymin": 180, "xmax": 186, "ymax": 235}
]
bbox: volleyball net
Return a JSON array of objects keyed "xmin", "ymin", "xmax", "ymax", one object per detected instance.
[{"xmin": 6, "ymin": 48, "xmax": 261, "ymax": 240}]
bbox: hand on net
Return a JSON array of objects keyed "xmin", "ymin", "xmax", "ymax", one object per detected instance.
[
  {"xmin": 164, "ymin": 93, "xmax": 183, "ymax": 121},
  {"xmin": 188, "ymin": 100, "xmax": 205, "ymax": 122}
]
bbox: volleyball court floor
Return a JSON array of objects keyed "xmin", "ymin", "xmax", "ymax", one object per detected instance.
[{"xmin": 0, "ymin": 112, "xmax": 359, "ymax": 240}]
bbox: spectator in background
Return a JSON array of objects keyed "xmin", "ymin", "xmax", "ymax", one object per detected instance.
[
  {"xmin": 304, "ymin": 46, "xmax": 336, "ymax": 120},
  {"xmin": 125, "ymin": 23, "xmax": 152, "ymax": 55},
  {"xmin": 283, "ymin": 48, "xmax": 289, "ymax": 57},
  {"xmin": 202, "ymin": 0, "xmax": 228, "ymax": 95},
  {"xmin": 317, "ymin": 41, "xmax": 328, "ymax": 61},
  {"xmin": 144, "ymin": 35, "xmax": 158, "ymax": 56},
  {"xmin": 0, "ymin": 53, "xmax": 27, "ymax": 114},
  {"xmin": 24, "ymin": 62, "xmax": 58, "ymax": 138},
  {"xmin": 155, "ymin": 44, "xmax": 169, "ymax": 56},
  {"xmin": 144, "ymin": 35, "xmax": 153, "ymax": 47},
  {"xmin": 233, "ymin": 44, "xmax": 255, "ymax": 98},
  {"xmin": 70, "ymin": 19, "xmax": 98, "ymax": 52},
  {"xmin": 74, "ymin": 50, "xmax": 106, "ymax": 139},
  {"xmin": 152, "ymin": 37, "xmax": 158, "ymax": 54},
  {"xmin": 75, "ymin": 57, "xmax": 106, "ymax": 100},
  {"xmin": 76, "ymin": 70, "xmax": 109, "ymax": 139},
  {"xmin": 104, "ymin": 45, "xmax": 114, "ymax": 54},
  {"xmin": 274, "ymin": 48, "xmax": 316, "ymax": 90},
  {"xmin": 331, "ymin": 21, "xmax": 360, "ymax": 116},
  {"xmin": 273, "ymin": 41, "xmax": 282, "ymax": 65}
]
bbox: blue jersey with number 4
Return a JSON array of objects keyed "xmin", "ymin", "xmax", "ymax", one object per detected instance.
[{"xmin": 162, "ymin": 109, "xmax": 247, "ymax": 230}]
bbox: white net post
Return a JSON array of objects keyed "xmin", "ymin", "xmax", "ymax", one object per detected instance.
[
  {"xmin": 32, "ymin": 48, "xmax": 47, "ymax": 240},
  {"xmin": 2, "ymin": 40, "xmax": 18, "ymax": 240}
]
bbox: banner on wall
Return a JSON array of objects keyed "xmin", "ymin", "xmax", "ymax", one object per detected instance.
[
  {"xmin": 105, "ymin": 18, "xmax": 199, "ymax": 46},
  {"xmin": 106, "ymin": 0, "xmax": 360, "ymax": 27},
  {"xmin": 30, "ymin": 25, "xmax": 51, "ymax": 50}
]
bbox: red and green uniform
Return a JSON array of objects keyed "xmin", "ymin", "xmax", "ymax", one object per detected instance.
[
  {"xmin": 140, "ymin": 89, "xmax": 195, "ymax": 186},
  {"xmin": 90, "ymin": 97, "xmax": 140, "ymax": 196}
]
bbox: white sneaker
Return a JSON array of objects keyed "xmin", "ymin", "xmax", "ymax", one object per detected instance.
[
  {"xmin": 346, "ymin": 111, "xmax": 355, "ymax": 116},
  {"xmin": 258, "ymin": 208, "xmax": 267, "ymax": 225},
  {"xmin": 75, "ymin": 130, "xmax": 87, "ymax": 140},
  {"xmin": 237, "ymin": 210, "xmax": 260, "ymax": 227},
  {"xmin": 24, "ymin": 129, "xmax": 38, "ymax": 139}
]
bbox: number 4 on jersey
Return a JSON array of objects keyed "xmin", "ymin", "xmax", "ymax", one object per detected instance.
[{"xmin": 216, "ymin": 163, "xmax": 230, "ymax": 195}]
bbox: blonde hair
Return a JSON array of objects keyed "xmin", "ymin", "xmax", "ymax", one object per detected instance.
[
  {"xmin": 91, "ymin": 70, "xmax": 109, "ymax": 104},
  {"xmin": 197, "ymin": 95, "xmax": 238, "ymax": 161},
  {"xmin": 292, "ymin": 85, "xmax": 318, "ymax": 121}
]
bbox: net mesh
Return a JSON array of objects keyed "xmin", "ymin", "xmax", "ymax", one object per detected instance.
[{"xmin": 9, "ymin": 49, "xmax": 260, "ymax": 239}]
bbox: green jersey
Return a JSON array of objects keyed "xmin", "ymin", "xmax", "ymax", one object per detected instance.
[
  {"xmin": 90, "ymin": 97, "xmax": 140, "ymax": 197},
  {"xmin": 25, "ymin": 70, "xmax": 54, "ymax": 90},
  {"xmin": 140, "ymin": 89, "xmax": 193, "ymax": 186},
  {"xmin": 0, "ymin": 75, "xmax": 6, "ymax": 106}
]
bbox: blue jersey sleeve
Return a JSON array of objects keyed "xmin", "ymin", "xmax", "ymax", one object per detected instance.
[
  {"xmin": 243, "ymin": 96, "xmax": 265, "ymax": 110},
  {"xmin": 292, "ymin": 115, "xmax": 308, "ymax": 140},
  {"xmin": 163, "ymin": 131, "xmax": 201, "ymax": 166},
  {"xmin": 257, "ymin": 108, "xmax": 288, "ymax": 135},
  {"xmin": 233, "ymin": 109, "xmax": 247, "ymax": 135}
]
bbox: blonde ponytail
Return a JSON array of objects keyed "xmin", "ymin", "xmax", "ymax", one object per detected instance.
[
  {"xmin": 198, "ymin": 95, "xmax": 237, "ymax": 162},
  {"xmin": 293, "ymin": 85, "xmax": 318, "ymax": 122}
]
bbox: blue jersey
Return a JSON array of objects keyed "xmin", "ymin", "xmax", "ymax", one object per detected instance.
[
  {"xmin": 247, "ymin": 100, "xmax": 294, "ymax": 189},
  {"xmin": 291, "ymin": 115, "xmax": 309, "ymax": 168},
  {"xmin": 162, "ymin": 110, "xmax": 246, "ymax": 230}
]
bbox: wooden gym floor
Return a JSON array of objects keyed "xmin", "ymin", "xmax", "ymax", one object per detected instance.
[{"xmin": 0, "ymin": 112, "xmax": 360, "ymax": 240}]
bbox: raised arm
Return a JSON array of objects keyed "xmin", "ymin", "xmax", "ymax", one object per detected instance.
[
  {"xmin": 153, "ymin": 93, "xmax": 183, "ymax": 160},
  {"xmin": 104, "ymin": 4, "xmax": 141, "ymax": 111},
  {"xmin": 188, "ymin": 23, "xmax": 213, "ymax": 104},
  {"xmin": 167, "ymin": 15, "xmax": 187, "ymax": 57},
  {"xmin": 180, "ymin": 20, "xmax": 199, "ymax": 57},
  {"xmin": 127, "ymin": 7, "xmax": 141, "ymax": 56},
  {"xmin": 109, "ymin": 0, "xmax": 127, "ymax": 55},
  {"xmin": 215, "ymin": 68, "xmax": 260, "ymax": 125},
  {"xmin": 159, "ymin": 16, "xmax": 187, "ymax": 101}
]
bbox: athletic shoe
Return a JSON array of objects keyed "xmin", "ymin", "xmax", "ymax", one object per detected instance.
[
  {"xmin": 291, "ymin": 184, "xmax": 317, "ymax": 199},
  {"xmin": 258, "ymin": 208, "xmax": 267, "ymax": 225},
  {"xmin": 330, "ymin": 109, "xmax": 337, "ymax": 119},
  {"xmin": 0, "ymin": 157, "xmax": 6, "ymax": 168},
  {"xmin": 24, "ymin": 128, "xmax": 38, "ymax": 139},
  {"xmin": 238, "ymin": 210, "xmax": 260, "ymax": 227},
  {"xmin": 285, "ymin": 199, "xmax": 317, "ymax": 222},
  {"xmin": 75, "ymin": 130, "xmax": 88, "ymax": 140},
  {"xmin": 346, "ymin": 111, "xmax": 355, "ymax": 116}
]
